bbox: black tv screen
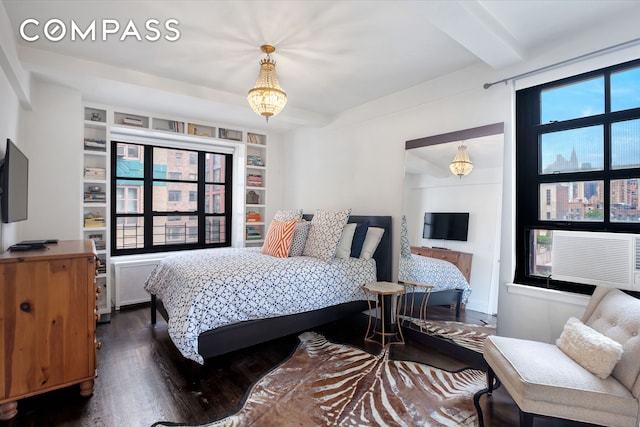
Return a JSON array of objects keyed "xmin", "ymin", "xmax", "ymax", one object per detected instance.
[
  {"xmin": 423, "ymin": 212, "xmax": 469, "ymax": 241},
  {"xmin": 0, "ymin": 139, "xmax": 29, "ymax": 223}
]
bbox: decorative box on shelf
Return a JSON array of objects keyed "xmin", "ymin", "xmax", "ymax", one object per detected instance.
[{"xmin": 246, "ymin": 190, "xmax": 260, "ymax": 204}]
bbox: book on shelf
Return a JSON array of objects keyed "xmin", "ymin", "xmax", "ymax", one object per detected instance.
[
  {"xmin": 246, "ymin": 225, "xmax": 262, "ymax": 240},
  {"xmin": 246, "ymin": 212, "xmax": 262, "ymax": 222},
  {"xmin": 247, "ymin": 177, "xmax": 263, "ymax": 187},
  {"xmin": 88, "ymin": 233, "xmax": 106, "ymax": 250},
  {"xmin": 123, "ymin": 117, "xmax": 144, "ymax": 126},
  {"xmin": 247, "ymin": 155, "xmax": 264, "ymax": 166},
  {"xmin": 84, "ymin": 139, "xmax": 106, "ymax": 151},
  {"xmin": 84, "ymin": 167, "xmax": 106, "ymax": 179},
  {"xmin": 84, "ymin": 192, "xmax": 106, "ymax": 202},
  {"xmin": 220, "ymin": 128, "xmax": 242, "ymax": 141},
  {"xmin": 247, "ymin": 133, "xmax": 263, "ymax": 145},
  {"xmin": 166, "ymin": 121, "xmax": 184, "ymax": 133}
]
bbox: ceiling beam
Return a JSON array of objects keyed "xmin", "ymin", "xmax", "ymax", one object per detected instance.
[{"xmin": 424, "ymin": 0, "xmax": 524, "ymax": 69}]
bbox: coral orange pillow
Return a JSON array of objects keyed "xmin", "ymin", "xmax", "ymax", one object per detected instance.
[{"xmin": 261, "ymin": 219, "xmax": 297, "ymax": 258}]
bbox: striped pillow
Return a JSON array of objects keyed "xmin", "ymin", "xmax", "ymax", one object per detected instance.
[{"xmin": 261, "ymin": 219, "xmax": 297, "ymax": 258}]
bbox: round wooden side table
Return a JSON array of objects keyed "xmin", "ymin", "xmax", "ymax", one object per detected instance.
[{"xmin": 362, "ymin": 281, "xmax": 405, "ymax": 347}]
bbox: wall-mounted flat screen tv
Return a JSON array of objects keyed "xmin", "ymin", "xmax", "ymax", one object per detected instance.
[
  {"xmin": 423, "ymin": 212, "xmax": 469, "ymax": 241},
  {"xmin": 0, "ymin": 139, "xmax": 29, "ymax": 223}
]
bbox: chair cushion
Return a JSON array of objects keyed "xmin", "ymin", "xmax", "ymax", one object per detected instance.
[
  {"xmin": 485, "ymin": 335, "xmax": 638, "ymax": 427},
  {"xmin": 583, "ymin": 288, "xmax": 640, "ymax": 397}
]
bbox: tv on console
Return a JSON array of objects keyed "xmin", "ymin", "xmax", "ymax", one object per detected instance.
[
  {"xmin": 0, "ymin": 139, "xmax": 29, "ymax": 223},
  {"xmin": 423, "ymin": 212, "xmax": 469, "ymax": 242}
]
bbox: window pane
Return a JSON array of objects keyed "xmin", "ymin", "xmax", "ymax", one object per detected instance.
[
  {"xmin": 152, "ymin": 216, "xmax": 198, "ymax": 246},
  {"xmin": 540, "ymin": 126, "xmax": 603, "ymax": 174},
  {"xmin": 540, "ymin": 77, "xmax": 604, "ymax": 124},
  {"xmin": 611, "ymin": 66, "xmax": 640, "ymax": 112},
  {"xmin": 153, "ymin": 148, "xmax": 198, "ymax": 180},
  {"xmin": 611, "ymin": 178, "xmax": 640, "ymax": 223},
  {"xmin": 529, "ymin": 229, "xmax": 553, "ymax": 278},
  {"xmin": 539, "ymin": 181, "xmax": 604, "ymax": 221},
  {"xmin": 205, "ymin": 153, "xmax": 226, "ymax": 183},
  {"xmin": 114, "ymin": 217, "xmax": 144, "ymax": 250},
  {"xmin": 205, "ymin": 216, "xmax": 226, "ymax": 244},
  {"xmin": 153, "ymin": 182, "xmax": 198, "ymax": 212},
  {"xmin": 611, "ymin": 119, "xmax": 640, "ymax": 169},
  {"xmin": 116, "ymin": 181, "xmax": 143, "ymax": 214},
  {"xmin": 205, "ymin": 184, "xmax": 225, "ymax": 213},
  {"xmin": 115, "ymin": 143, "xmax": 144, "ymax": 178}
]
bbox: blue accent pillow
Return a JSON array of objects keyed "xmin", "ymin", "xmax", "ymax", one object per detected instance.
[{"xmin": 350, "ymin": 221, "xmax": 369, "ymax": 257}]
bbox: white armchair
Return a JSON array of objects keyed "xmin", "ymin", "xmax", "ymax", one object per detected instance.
[{"xmin": 483, "ymin": 286, "xmax": 640, "ymax": 427}]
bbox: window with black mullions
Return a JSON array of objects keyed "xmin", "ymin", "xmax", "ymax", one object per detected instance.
[
  {"xmin": 111, "ymin": 141, "xmax": 232, "ymax": 255},
  {"xmin": 515, "ymin": 59, "xmax": 640, "ymax": 293}
]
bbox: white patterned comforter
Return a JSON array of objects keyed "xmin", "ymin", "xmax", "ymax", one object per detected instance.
[
  {"xmin": 398, "ymin": 254, "xmax": 471, "ymax": 303},
  {"xmin": 144, "ymin": 247, "xmax": 376, "ymax": 363}
]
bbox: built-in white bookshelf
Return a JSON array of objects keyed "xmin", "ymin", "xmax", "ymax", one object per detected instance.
[
  {"xmin": 82, "ymin": 106, "xmax": 111, "ymax": 322},
  {"xmin": 245, "ymin": 132, "xmax": 267, "ymax": 246}
]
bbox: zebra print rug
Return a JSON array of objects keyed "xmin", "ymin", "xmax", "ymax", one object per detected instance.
[
  {"xmin": 153, "ymin": 332, "xmax": 487, "ymax": 427},
  {"xmin": 401, "ymin": 319, "xmax": 496, "ymax": 353}
]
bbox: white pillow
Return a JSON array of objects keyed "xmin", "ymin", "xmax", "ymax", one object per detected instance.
[
  {"xmin": 274, "ymin": 209, "xmax": 303, "ymax": 222},
  {"xmin": 359, "ymin": 227, "xmax": 384, "ymax": 260},
  {"xmin": 556, "ymin": 316, "xmax": 623, "ymax": 379},
  {"xmin": 303, "ymin": 209, "xmax": 351, "ymax": 262},
  {"xmin": 335, "ymin": 223, "xmax": 357, "ymax": 259}
]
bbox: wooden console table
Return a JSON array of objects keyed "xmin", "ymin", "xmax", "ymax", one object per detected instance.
[
  {"xmin": 0, "ymin": 240, "xmax": 98, "ymax": 420},
  {"xmin": 410, "ymin": 246, "xmax": 473, "ymax": 282}
]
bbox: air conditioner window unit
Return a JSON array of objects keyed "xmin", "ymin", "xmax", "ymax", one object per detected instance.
[{"xmin": 551, "ymin": 230, "xmax": 640, "ymax": 291}]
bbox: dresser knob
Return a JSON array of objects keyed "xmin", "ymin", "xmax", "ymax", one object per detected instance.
[{"xmin": 19, "ymin": 301, "xmax": 32, "ymax": 313}]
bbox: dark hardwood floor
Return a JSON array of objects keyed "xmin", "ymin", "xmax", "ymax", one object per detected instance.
[{"xmin": 2, "ymin": 305, "xmax": 595, "ymax": 427}]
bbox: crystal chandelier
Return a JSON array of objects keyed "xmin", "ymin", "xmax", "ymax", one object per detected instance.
[
  {"xmin": 247, "ymin": 45, "xmax": 287, "ymax": 122},
  {"xmin": 449, "ymin": 142, "xmax": 473, "ymax": 177}
]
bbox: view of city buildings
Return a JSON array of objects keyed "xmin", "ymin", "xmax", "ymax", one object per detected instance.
[
  {"xmin": 114, "ymin": 143, "xmax": 227, "ymax": 250},
  {"xmin": 531, "ymin": 146, "xmax": 639, "ymax": 277}
]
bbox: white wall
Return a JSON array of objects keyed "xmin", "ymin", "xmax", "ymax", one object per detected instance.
[
  {"xmin": 17, "ymin": 77, "xmax": 82, "ymax": 242},
  {"xmin": 0, "ymin": 60, "xmax": 21, "ymax": 251},
  {"xmin": 282, "ymin": 63, "xmax": 511, "ymax": 306}
]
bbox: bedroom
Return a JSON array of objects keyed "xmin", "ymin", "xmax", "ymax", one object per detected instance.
[{"xmin": 0, "ymin": 0, "xmax": 639, "ymax": 425}]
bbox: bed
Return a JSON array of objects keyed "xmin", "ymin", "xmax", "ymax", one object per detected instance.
[
  {"xmin": 146, "ymin": 214, "xmax": 392, "ymax": 365},
  {"xmin": 397, "ymin": 215, "xmax": 471, "ymax": 319}
]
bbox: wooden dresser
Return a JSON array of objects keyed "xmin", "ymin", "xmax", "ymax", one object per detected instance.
[
  {"xmin": 0, "ymin": 240, "xmax": 98, "ymax": 420},
  {"xmin": 410, "ymin": 246, "xmax": 473, "ymax": 282}
]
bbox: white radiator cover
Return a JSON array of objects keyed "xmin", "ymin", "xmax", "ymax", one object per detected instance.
[
  {"xmin": 112, "ymin": 258, "xmax": 163, "ymax": 309},
  {"xmin": 552, "ymin": 230, "xmax": 640, "ymax": 291}
]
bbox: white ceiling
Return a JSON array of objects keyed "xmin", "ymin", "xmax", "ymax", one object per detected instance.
[{"xmin": 3, "ymin": 0, "xmax": 640, "ymax": 131}]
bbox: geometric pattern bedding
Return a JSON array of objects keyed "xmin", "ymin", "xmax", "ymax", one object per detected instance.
[
  {"xmin": 398, "ymin": 254, "xmax": 472, "ymax": 304},
  {"xmin": 144, "ymin": 247, "xmax": 377, "ymax": 364}
]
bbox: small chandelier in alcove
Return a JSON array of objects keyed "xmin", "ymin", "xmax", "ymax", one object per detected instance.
[
  {"xmin": 247, "ymin": 45, "xmax": 287, "ymax": 122},
  {"xmin": 449, "ymin": 142, "xmax": 473, "ymax": 178}
]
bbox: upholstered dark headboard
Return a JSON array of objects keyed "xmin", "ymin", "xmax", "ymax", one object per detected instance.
[{"xmin": 302, "ymin": 214, "xmax": 393, "ymax": 282}]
